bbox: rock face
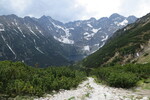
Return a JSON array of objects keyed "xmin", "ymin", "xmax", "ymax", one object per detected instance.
[
  {"xmin": 49, "ymin": 13, "xmax": 137, "ymax": 55},
  {"xmin": 81, "ymin": 13, "xmax": 150, "ymax": 68},
  {"xmin": 0, "ymin": 15, "xmax": 80, "ymax": 67},
  {"xmin": 0, "ymin": 14, "xmax": 137, "ymax": 67}
]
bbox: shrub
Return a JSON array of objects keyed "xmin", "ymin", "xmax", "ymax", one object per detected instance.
[
  {"xmin": 0, "ymin": 61, "xmax": 86, "ymax": 97},
  {"xmin": 107, "ymin": 72, "xmax": 139, "ymax": 88},
  {"xmin": 91, "ymin": 63, "xmax": 150, "ymax": 88}
]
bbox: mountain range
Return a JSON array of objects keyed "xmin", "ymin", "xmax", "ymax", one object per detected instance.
[
  {"xmin": 81, "ymin": 13, "xmax": 150, "ymax": 68},
  {"xmin": 0, "ymin": 13, "xmax": 137, "ymax": 67}
]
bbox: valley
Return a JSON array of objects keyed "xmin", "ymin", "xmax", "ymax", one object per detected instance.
[
  {"xmin": 0, "ymin": 14, "xmax": 137, "ymax": 67},
  {"xmin": 0, "ymin": 8, "xmax": 150, "ymax": 100}
]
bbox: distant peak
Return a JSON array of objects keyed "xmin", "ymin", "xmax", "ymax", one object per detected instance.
[
  {"xmin": 110, "ymin": 13, "xmax": 121, "ymax": 17},
  {"xmin": 86, "ymin": 17, "xmax": 97, "ymax": 23},
  {"xmin": 126, "ymin": 15, "xmax": 137, "ymax": 23},
  {"xmin": 127, "ymin": 15, "xmax": 137, "ymax": 19},
  {"xmin": 89, "ymin": 17, "xmax": 96, "ymax": 21},
  {"xmin": 7, "ymin": 14, "xmax": 18, "ymax": 18},
  {"xmin": 98, "ymin": 17, "xmax": 108, "ymax": 22},
  {"xmin": 40, "ymin": 15, "xmax": 53, "ymax": 21},
  {"xmin": 40, "ymin": 15, "xmax": 48, "ymax": 19},
  {"xmin": 24, "ymin": 16, "xmax": 31, "ymax": 19},
  {"xmin": 109, "ymin": 13, "xmax": 124, "ymax": 19}
]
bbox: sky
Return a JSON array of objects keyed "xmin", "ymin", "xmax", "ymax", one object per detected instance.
[{"xmin": 0, "ymin": 0, "xmax": 150, "ymax": 22}]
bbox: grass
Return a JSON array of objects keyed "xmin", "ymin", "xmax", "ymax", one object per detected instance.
[
  {"xmin": 136, "ymin": 78, "xmax": 150, "ymax": 90},
  {"xmin": 137, "ymin": 46, "xmax": 150, "ymax": 64},
  {"xmin": 68, "ymin": 96, "xmax": 75, "ymax": 100},
  {"xmin": 85, "ymin": 93, "xmax": 90, "ymax": 97}
]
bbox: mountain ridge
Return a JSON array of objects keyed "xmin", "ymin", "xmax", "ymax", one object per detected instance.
[
  {"xmin": 0, "ymin": 13, "xmax": 137, "ymax": 67},
  {"xmin": 81, "ymin": 13, "xmax": 150, "ymax": 68}
]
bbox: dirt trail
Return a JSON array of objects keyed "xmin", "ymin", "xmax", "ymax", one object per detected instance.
[{"xmin": 35, "ymin": 77, "xmax": 150, "ymax": 100}]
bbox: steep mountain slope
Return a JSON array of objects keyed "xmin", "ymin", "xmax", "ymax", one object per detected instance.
[
  {"xmin": 0, "ymin": 15, "xmax": 80, "ymax": 67},
  {"xmin": 0, "ymin": 14, "xmax": 137, "ymax": 67},
  {"xmin": 47, "ymin": 13, "xmax": 137, "ymax": 55},
  {"xmin": 81, "ymin": 13, "xmax": 150, "ymax": 68}
]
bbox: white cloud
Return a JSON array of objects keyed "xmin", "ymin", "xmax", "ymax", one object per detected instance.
[
  {"xmin": 75, "ymin": 0, "xmax": 122, "ymax": 19},
  {"xmin": 119, "ymin": 0, "xmax": 150, "ymax": 17},
  {"xmin": 135, "ymin": 0, "xmax": 150, "ymax": 17},
  {"xmin": 0, "ymin": 0, "xmax": 150, "ymax": 22},
  {"xmin": 10, "ymin": 0, "xmax": 31, "ymax": 13}
]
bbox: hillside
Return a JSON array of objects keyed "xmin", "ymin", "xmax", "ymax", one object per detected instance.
[
  {"xmin": 0, "ymin": 61, "xmax": 149, "ymax": 99},
  {"xmin": 0, "ymin": 14, "xmax": 137, "ymax": 67},
  {"xmin": 81, "ymin": 13, "xmax": 150, "ymax": 68},
  {"xmin": 0, "ymin": 15, "xmax": 82, "ymax": 67}
]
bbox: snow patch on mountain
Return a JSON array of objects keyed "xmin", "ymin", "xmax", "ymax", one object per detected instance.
[
  {"xmin": 47, "ymin": 26, "xmax": 52, "ymax": 31},
  {"xmin": 83, "ymin": 45, "xmax": 90, "ymax": 51},
  {"xmin": 14, "ymin": 19, "xmax": 18, "ymax": 26},
  {"xmin": 6, "ymin": 43, "xmax": 16, "ymax": 59},
  {"xmin": 54, "ymin": 36, "xmax": 74, "ymax": 44},
  {"xmin": 0, "ymin": 23, "xmax": 5, "ymax": 32},
  {"xmin": 94, "ymin": 44, "xmax": 99, "ymax": 46},
  {"xmin": 92, "ymin": 28, "xmax": 101, "ymax": 33},
  {"xmin": 35, "ymin": 26, "xmax": 44, "ymax": 36},
  {"xmin": 17, "ymin": 27, "xmax": 26, "ymax": 37},
  {"xmin": 87, "ymin": 24, "xmax": 93, "ymax": 28},
  {"xmin": 118, "ymin": 19, "xmax": 128, "ymax": 26},
  {"xmin": 35, "ymin": 46, "xmax": 44, "ymax": 54},
  {"xmin": 1, "ymin": 34, "xmax": 16, "ymax": 59},
  {"xmin": 83, "ymin": 28, "xmax": 101, "ymax": 40},
  {"xmin": 69, "ymin": 28, "xmax": 74, "ymax": 30},
  {"xmin": 13, "ymin": 29, "xmax": 18, "ymax": 33},
  {"xmin": 75, "ymin": 22, "xmax": 81, "ymax": 26},
  {"xmin": 84, "ymin": 33, "xmax": 94, "ymax": 40},
  {"xmin": 83, "ymin": 32, "xmax": 89, "ymax": 36},
  {"xmin": 100, "ymin": 42, "xmax": 105, "ymax": 47},
  {"xmin": 51, "ymin": 22, "xmax": 74, "ymax": 44},
  {"xmin": 1, "ymin": 34, "xmax": 6, "ymax": 41},
  {"xmin": 101, "ymin": 34, "xmax": 108, "ymax": 41},
  {"xmin": 52, "ymin": 22, "xmax": 63, "ymax": 29},
  {"xmin": 0, "ymin": 29, "xmax": 5, "ymax": 32},
  {"xmin": 27, "ymin": 26, "xmax": 39, "ymax": 38}
]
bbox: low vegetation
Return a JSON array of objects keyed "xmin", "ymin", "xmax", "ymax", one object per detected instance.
[
  {"xmin": 91, "ymin": 63, "xmax": 150, "ymax": 88},
  {"xmin": 0, "ymin": 60, "xmax": 149, "ymax": 99},
  {"xmin": 0, "ymin": 61, "xmax": 86, "ymax": 98}
]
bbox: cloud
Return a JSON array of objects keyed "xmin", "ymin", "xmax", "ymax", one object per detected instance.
[
  {"xmin": 119, "ymin": 0, "xmax": 150, "ymax": 17},
  {"xmin": 0, "ymin": 0, "xmax": 150, "ymax": 22},
  {"xmin": 0, "ymin": 0, "xmax": 31, "ymax": 15},
  {"xmin": 75, "ymin": 0, "xmax": 122, "ymax": 19},
  {"xmin": 24, "ymin": 0, "xmax": 86, "ymax": 22}
]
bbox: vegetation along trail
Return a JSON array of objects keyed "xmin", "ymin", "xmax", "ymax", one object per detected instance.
[{"xmin": 35, "ymin": 77, "xmax": 150, "ymax": 100}]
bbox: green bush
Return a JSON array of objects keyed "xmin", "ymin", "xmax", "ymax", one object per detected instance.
[
  {"xmin": 91, "ymin": 63, "xmax": 150, "ymax": 88},
  {"xmin": 0, "ymin": 61, "xmax": 86, "ymax": 97},
  {"xmin": 107, "ymin": 72, "xmax": 138, "ymax": 88}
]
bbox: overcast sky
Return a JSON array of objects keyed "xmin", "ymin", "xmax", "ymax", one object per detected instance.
[{"xmin": 0, "ymin": 0, "xmax": 150, "ymax": 22}]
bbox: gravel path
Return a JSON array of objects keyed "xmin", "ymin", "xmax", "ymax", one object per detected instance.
[{"xmin": 35, "ymin": 77, "xmax": 150, "ymax": 100}]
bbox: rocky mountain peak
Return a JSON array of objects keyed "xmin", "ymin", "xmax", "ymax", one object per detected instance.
[{"xmin": 0, "ymin": 13, "xmax": 137, "ymax": 66}]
